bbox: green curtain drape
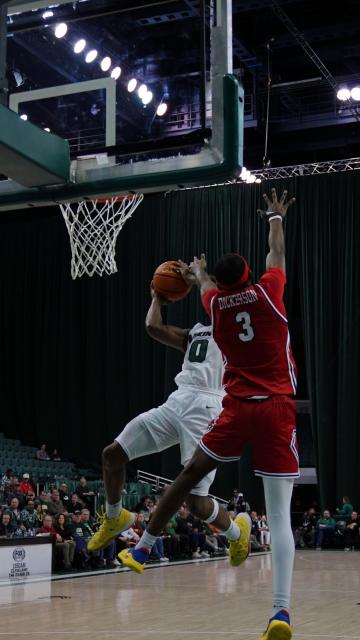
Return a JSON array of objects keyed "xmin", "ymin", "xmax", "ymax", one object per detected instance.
[{"xmin": 0, "ymin": 171, "xmax": 359, "ymax": 508}]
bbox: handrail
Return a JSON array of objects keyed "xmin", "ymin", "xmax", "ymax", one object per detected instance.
[{"xmin": 137, "ymin": 469, "xmax": 228, "ymax": 505}]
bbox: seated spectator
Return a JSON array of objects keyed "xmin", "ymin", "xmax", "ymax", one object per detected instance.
[
  {"xmin": 294, "ymin": 507, "xmax": 317, "ymax": 548},
  {"xmin": 176, "ymin": 505, "xmax": 208, "ymax": 559},
  {"xmin": 54, "ymin": 513, "xmax": 76, "ymax": 569},
  {"xmin": 20, "ymin": 498, "xmax": 39, "ymax": 534},
  {"xmin": 118, "ymin": 527, "xmax": 140, "ymax": 551},
  {"xmin": 59, "ymin": 483, "xmax": 71, "ymax": 510},
  {"xmin": 75, "ymin": 477, "xmax": 95, "ymax": 512},
  {"xmin": 134, "ymin": 496, "xmax": 155, "ymax": 520},
  {"xmin": 36, "ymin": 444, "xmax": 51, "ymax": 461},
  {"xmin": 7, "ymin": 497, "xmax": 23, "ymax": 529},
  {"xmin": 258, "ymin": 514, "xmax": 271, "ymax": 549},
  {"xmin": 227, "ymin": 489, "xmax": 250, "ymax": 514},
  {"xmin": 19, "ymin": 473, "xmax": 35, "ymax": 496},
  {"xmin": 51, "ymin": 449, "xmax": 61, "ymax": 461},
  {"xmin": 344, "ymin": 511, "xmax": 360, "ymax": 551},
  {"xmin": 204, "ymin": 522, "xmax": 228, "ymax": 555},
  {"xmin": 132, "ymin": 512, "xmax": 146, "ymax": 537},
  {"xmin": 335, "ymin": 496, "xmax": 354, "ymax": 521},
  {"xmin": 163, "ymin": 516, "xmax": 183, "ymax": 560},
  {"xmin": 68, "ymin": 511, "xmax": 90, "ymax": 567},
  {"xmin": 249, "ymin": 511, "xmax": 263, "ymax": 552},
  {"xmin": 0, "ymin": 512, "xmax": 16, "ymax": 538},
  {"xmin": 0, "ymin": 469, "xmax": 14, "ymax": 495},
  {"xmin": 67, "ymin": 493, "xmax": 85, "ymax": 514},
  {"xmin": 315, "ymin": 510, "xmax": 336, "ymax": 549},
  {"xmin": 81, "ymin": 509, "xmax": 116, "ymax": 568},
  {"xmin": 37, "ymin": 514, "xmax": 73, "ymax": 570},
  {"xmin": 47, "ymin": 489, "xmax": 67, "ymax": 517},
  {"xmin": 6, "ymin": 479, "xmax": 26, "ymax": 509}
]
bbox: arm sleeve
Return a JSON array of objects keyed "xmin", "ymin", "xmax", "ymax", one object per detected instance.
[
  {"xmin": 258, "ymin": 267, "xmax": 286, "ymax": 302},
  {"xmin": 201, "ymin": 288, "xmax": 218, "ymax": 316}
]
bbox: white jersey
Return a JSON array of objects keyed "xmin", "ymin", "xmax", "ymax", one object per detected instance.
[{"xmin": 174, "ymin": 323, "xmax": 225, "ymax": 396}]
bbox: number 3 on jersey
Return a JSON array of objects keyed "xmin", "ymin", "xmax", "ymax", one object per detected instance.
[{"xmin": 236, "ymin": 311, "xmax": 254, "ymax": 342}]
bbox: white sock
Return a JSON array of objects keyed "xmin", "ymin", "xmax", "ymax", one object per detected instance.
[
  {"xmin": 204, "ymin": 498, "xmax": 219, "ymax": 524},
  {"xmin": 135, "ymin": 531, "xmax": 158, "ymax": 550},
  {"xmin": 223, "ymin": 519, "xmax": 240, "ymax": 541},
  {"xmin": 106, "ymin": 499, "xmax": 122, "ymax": 518},
  {"xmin": 263, "ymin": 476, "xmax": 294, "ymax": 613}
]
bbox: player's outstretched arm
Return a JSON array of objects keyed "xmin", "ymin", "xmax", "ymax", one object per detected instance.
[
  {"xmin": 257, "ymin": 188, "xmax": 295, "ymax": 274},
  {"xmin": 145, "ymin": 286, "xmax": 188, "ymax": 352},
  {"xmin": 189, "ymin": 254, "xmax": 217, "ymax": 294}
]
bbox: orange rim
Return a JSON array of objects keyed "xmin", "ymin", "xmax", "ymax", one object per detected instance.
[{"xmin": 94, "ymin": 194, "xmax": 138, "ymax": 203}]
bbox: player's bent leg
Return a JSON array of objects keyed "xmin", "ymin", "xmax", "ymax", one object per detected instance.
[
  {"xmin": 119, "ymin": 447, "xmax": 218, "ymax": 573},
  {"xmin": 88, "ymin": 442, "xmax": 135, "ymax": 552}
]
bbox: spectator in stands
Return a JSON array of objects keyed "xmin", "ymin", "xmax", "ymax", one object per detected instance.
[
  {"xmin": 315, "ymin": 510, "xmax": 336, "ymax": 549},
  {"xmin": 81, "ymin": 509, "xmax": 116, "ymax": 568},
  {"xmin": 7, "ymin": 497, "xmax": 23, "ymax": 529},
  {"xmin": 67, "ymin": 492, "xmax": 85, "ymax": 514},
  {"xmin": 19, "ymin": 473, "xmax": 35, "ymax": 496},
  {"xmin": 249, "ymin": 511, "xmax": 263, "ymax": 552},
  {"xmin": 227, "ymin": 489, "xmax": 250, "ymax": 514},
  {"xmin": 204, "ymin": 522, "xmax": 228, "ymax": 555},
  {"xmin": 118, "ymin": 527, "xmax": 140, "ymax": 551},
  {"xmin": 163, "ymin": 517, "xmax": 182, "ymax": 560},
  {"xmin": 51, "ymin": 449, "xmax": 61, "ymax": 461},
  {"xmin": 294, "ymin": 507, "xmax": 317, "ymax": 548},
  {"xmin": 47, "ymin": 489, "xmax": 67, "ymax": 517},
  {"xmin": 344, "ymin": 511, "xmax": 360, "ymax": 551},
  {"xmin": 135, "ymin": 496, "xmax": 155, "ymax": 520},
  {"xmin": 335, "ymin": 496, "xmax": 354, "ymax": 521},
  {"xmin": 6, "ymin": 479, "xmax": 26, "ymax": 508},
  {"xmin": 54, "ymin": 513, "xmax": 76, "ymax": 569},
  {"xmin": 258, "ymin": 514, "xmax": 271, "ymax": 549},
  {"xmin": 37, "ymin": 514, "xmax": 73, "ymax": 570},
  {"xmin": 69, "ymin": 511, "xmax": 89, "ymax": 567},
  {"xmin": 59, "ymin": 483, "xmax": 71, "ymax": 510},
  {"xmin": 0, "ymin": 512, "xmax": 16, "ymax": 538},
  {"xmin": 176, "ymin": 505, "xmax": 208, "ymax": 559},
  {"xmin": 20, "ymin": 498, "xmax": 39, "ymax": 533},
  {"xmin": 0, "ymin": 468, "xmax": 14, "ymax": 494},
  {"xmin": 75, "ymin": 477, "xmax": 95, "ymax": 511},
  {"xmin": 36, "ymin": 444, "xmax": 50, "ymax": 461}
]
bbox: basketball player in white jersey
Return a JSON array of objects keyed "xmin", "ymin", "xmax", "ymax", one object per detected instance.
[{"xmin": 88, "ymin": 272, "xmax": 249, "ymax": 560}]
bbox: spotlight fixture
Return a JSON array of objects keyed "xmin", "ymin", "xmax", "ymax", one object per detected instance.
[
  {"xmin": 54, "ymin": 22, "xmax": 67, "ymax": 39},
  {"xmin": 111, "ymin": 66, "xmax": 121, "ymax": 80},
  {"xmin": 137, "ymin": 84, "xmax": 147, "ymax": 99},
  {"xmin": 142, "ymin": 91, "xmax": 153, "ymax": 105},
  {"xmin": 44, "ymin": 127, "xmax": 51, "ymax": 132},
  {"xmin": 127, "ymin": 78, "xmax": 137, "ymax": 92},
  {"xmin": 336, "ymin": 87, "xmax": 350, "ymax": 101},
  {"xmin": 73, "ymin": 39, "xmax": 86, "ymax": 54},
  {"xmin": 20, "ymin": 114, "xmax": 28, "ymax": 121},
  {"xmin": 13, "ymin": 69, "xmax": 24, "ymax": 87},
  {"xmin": 42, "ymin": 10, "xmax": 53, "ymax": 19},
  {"xmin": 240, "ymin": 167, "xmax": 250, "ymax": 181},
  {"xmin": 156, "ymin": 102, "xmax": 168, "ymax": 116},
  {"xmin": 100, "ymin": 57, "xmax": 111, "ymax": 72},
  {"xmin": 85, "ymin": 49, "xmax": 98, "ymax": 63},
  {"xmin": 350, "ymin": 87, "xmax": 360, "ymax": 101},
  {"xmin": 255, "ymin": 178, "xmax": 262, "ymax": 184}
]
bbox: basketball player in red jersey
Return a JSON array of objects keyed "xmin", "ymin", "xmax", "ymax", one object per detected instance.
[{"xmin": 121, "ymin": 189, "xmax": 296, "ymax": 640}]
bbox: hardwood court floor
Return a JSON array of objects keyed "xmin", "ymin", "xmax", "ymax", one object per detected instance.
[{"xmin": 0, "ymin": 551, "xmax": 360, "ymax": 640}]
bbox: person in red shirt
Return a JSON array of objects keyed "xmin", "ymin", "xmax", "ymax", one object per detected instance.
[
  {"xmin": 19, "ymin": 473, "xmax": 35, "ymax": 496},
  {"xmin": 120, "ymin": 189, "xmax": 296, "ymax": 640}
]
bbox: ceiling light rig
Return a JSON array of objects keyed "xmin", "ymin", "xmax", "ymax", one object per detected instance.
[
  {"xmin": 54, "ymin": 22, "xmax": 67, "ymax": 38},
  {"xmin": 156, "ymin": 103, "xmax": 168, "ymax": 117},
  {"xmin": 85, "ymin": 49, "xmax": 98, "ymax": 63},
  {"xmin": 127, "ymin": 78, "xmax": 137, "ymax": 92},
  {"xmin": 100, "ymin": 57, "xmax": 111, "ymax": 72},
  {"xmin": 336, "ymin": 85, "xmax": 360, "ymax": 102},
  {"xmin": 74, "ymin": 39, "xmax": 86, "ymax": 54},
  {"xmin": 110, "ymin": 67, "xmax": 121, "ymax": 80}
]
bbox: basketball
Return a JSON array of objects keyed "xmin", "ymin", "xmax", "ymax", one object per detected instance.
[{"xmin": 152, "ymin": 260, "xmax": 192, "ymax": 302}]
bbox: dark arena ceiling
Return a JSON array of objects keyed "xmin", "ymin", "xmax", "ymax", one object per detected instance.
[{"xmin": 4, "ymin": 0, "xmax": 360, "ymax": 169}]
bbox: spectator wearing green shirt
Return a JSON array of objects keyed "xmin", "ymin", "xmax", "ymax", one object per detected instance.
[
  {"xmin": 315, "ymin": 510, "xmax": 336, "ymax": 549},
  {"xmin": 335, "ymin": 496, "xmax": 353, "ymax": 521}
]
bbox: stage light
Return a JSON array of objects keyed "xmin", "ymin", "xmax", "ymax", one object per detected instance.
[
  {"xmin": 156, "ymin": 103, "xmax": 168, "ymax": 116},
  {"xmin": 85, "ymin": 49, "xmax": 98, "ymax": 63},
  {"xmin": 54, "ymin": 23, "xmax": 67, "ymax": 39},
  {"xmin": 137, "ymin": 84, "xmax": 147, "ymax": 99},
  {"xmin": 240, "ymin": 167, "xmax": 250, "ymax": 181},
  {"xmin": 44, "ymin": 127, "xmax": 51, "ymax": 132},
  {"xmin": 142, "ymin": 91, "xmax": 153, "ymax": 105},
  {"xmin": 100, "ymin": 56, "xmax": 111, "ymax": 72},
  {"xmin": 20, "ymin": 114, "xmax": 28, "ymax": 121},
  {"xmin": 350, "ymin": 86, "xmax": 360, "ymax": 101},
  {"xmin": 111, "ymin": 66, "xmax": 121, "ymax": 80},
  {"xmin": 74, "ymin": 39, "xmax": 86, "ymax": 54},
  {"xmin": 247, "ymin": 174, "xmax": 256, "ymax": 183},
  {"xmin": 255, "ymin": 178, "xmax": 262, "ymax": 183},
  {"xmin": 127, "ymin": 78, "xmax": 137, "ymax": 92},
  {"xmin": 337, "ymin": 87, "xmax": 350, "ymax": 101},
  {"xmin": 42, "ymin": 10, "xmax": 53, "ymax": 19}
]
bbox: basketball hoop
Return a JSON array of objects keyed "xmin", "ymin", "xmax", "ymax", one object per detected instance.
[{"xmin": 60, "ymin": 193, "xmax": 144, "ymax": 279}]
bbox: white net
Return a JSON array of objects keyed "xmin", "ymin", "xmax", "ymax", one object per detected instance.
[{"xmin": 60, "ymin": 193, "xmax": 144, "ymax": 279}]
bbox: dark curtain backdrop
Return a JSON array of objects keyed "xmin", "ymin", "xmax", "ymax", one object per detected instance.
[{"xmin": 0, "ymin": 171, "xmax": 359, "ymax": 508}]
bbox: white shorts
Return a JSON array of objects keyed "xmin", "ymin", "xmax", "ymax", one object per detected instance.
[{"xmin": 115, "ymin": 387, "xmax": 223, "ymax": 496}]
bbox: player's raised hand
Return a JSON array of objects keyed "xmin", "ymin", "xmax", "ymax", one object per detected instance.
[
  {"xmin": 257, "ymin": 188, "xmax": 295, "ymax": 220},
  {"xmin": 177, "ymin": 259, "xmax": 197, "ymax": 286},
  {"xmin": 150, "ymin": 282, "xmax": 169, "ymax": 305},
  {"xmin": 189, "ymin": 253, "xmax": 207, "ymax": 278}
]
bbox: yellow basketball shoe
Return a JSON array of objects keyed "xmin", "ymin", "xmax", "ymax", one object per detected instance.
[
  {"xmin": 87, "ymin": 508, "xmax": 135, "ymax": 552},
  {"xmin": 229, "ymin": 512, "xmax": 251, "ymax": 567},
  {"xmin": 260, "ymin": 610, "xmax": 292, "ymax": 640},
  {"xmin": 118, "ymin": 547, "xmax": 150, "ymax": 574}
]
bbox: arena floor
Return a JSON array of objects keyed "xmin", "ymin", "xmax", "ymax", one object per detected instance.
[{"xmin": 0, "ymin": 551, "xmax": 359, "ymax": 639}]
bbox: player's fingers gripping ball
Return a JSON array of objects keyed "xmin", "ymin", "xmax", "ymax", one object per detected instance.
[{"xmin": 152, "ymin": 260, "xmax": 192, "ymax": 302}]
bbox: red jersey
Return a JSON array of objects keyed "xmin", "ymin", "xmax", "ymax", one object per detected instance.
[{"xmin": 201, "ymin": 267, "xmax": 297, "ymax": 398}]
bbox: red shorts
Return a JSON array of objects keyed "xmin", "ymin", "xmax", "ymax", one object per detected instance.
[{"xmin": 200, "ymin": 394, "xmax": 299, "ymax": 478}]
